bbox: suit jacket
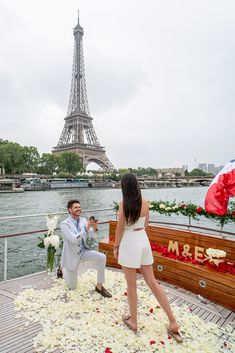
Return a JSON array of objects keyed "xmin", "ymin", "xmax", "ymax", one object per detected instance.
[{"xmin": 60, "ymin": 216, "xmax": 87, "ymax": 271}]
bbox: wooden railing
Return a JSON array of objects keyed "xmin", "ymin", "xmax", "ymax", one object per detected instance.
[{"xmin": 99, "ymin": 220, "xmax": 235, "ymax": 311}]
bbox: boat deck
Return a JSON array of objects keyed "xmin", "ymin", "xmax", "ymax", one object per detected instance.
[{"xmin": 0, "ymin": 264, "xmax": 234, "ymax": 353}]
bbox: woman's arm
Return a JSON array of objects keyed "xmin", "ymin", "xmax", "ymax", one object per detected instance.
[
  {"xmin": 144, "ymin": 200, "xmax": 150, "ymax": 228},
  {"xmin": 113, "ymin": 202, "xmax": 125, "ymax": 258}
]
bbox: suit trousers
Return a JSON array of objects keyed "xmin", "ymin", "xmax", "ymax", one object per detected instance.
[{"xmin": 64, "ymin": 250, "xmax": 106, "ymax": 290}]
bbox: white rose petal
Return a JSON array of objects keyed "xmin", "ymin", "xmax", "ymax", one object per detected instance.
[
  {"xmin": 43, "ymin": 237, "xmax": 51, "ymax": 248},
  {"xmin": 14, "ymin": 270, "xmax": 235, "ymax": 353}
]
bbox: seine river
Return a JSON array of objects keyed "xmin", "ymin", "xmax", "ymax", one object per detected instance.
[{"xmin": 0, "ymin": 187, "xmax": 234, "ymax": 281}]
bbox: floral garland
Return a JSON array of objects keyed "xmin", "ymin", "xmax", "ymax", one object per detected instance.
[
  {"xmin": 113, "ymin": 201, "xmax": 235, "ymax": 228},
  {"xmin": 149, "ymin": 200, "xmax": 235, "ymax": 227},
  {"xmin": 150, "ymin": 243, "xmax": 235, "ymax": 275}
]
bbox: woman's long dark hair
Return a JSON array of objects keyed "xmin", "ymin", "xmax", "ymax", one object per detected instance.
[{"xmin": 121, "ymin": 173, "xmax": 142, "ymax": 225}]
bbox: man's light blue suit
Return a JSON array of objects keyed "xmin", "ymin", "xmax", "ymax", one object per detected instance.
[{"xmin": 61, "ymin": 215, "xmax": 106, "ymax": 289}]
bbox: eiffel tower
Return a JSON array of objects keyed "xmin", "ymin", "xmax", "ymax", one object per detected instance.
[{"xmin": 52, "ymin": 12, "xmax": 114, "ymax": 171}]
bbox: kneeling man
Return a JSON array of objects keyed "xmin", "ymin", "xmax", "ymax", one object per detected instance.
[{"xmin": 61, "ymin": 199, "xmax": 112, "ymax": 298}]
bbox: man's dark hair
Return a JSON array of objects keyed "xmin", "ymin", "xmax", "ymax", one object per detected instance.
[{"xmin": 67, "ymin": 199, "xmax": 80, "ymax": 209}]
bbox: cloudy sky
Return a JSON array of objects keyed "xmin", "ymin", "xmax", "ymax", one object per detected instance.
[{"xmin": 0, "ymin": 0, "xmax": 234, "ymax": 170}]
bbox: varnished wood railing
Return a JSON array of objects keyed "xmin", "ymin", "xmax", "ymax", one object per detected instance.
[{"xmin": 99, "ymin": 220, "xmax": 235, "ymax": 311}]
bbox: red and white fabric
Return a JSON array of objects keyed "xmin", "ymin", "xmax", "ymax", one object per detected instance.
[{"xmin": 204, "ymin": 159, "xmax": 235, "ymax": 215}]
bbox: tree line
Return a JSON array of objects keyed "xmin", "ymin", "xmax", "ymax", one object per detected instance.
[
  {"xmin": 117, "ymin": 167, "xmax": 213, "ymax": 177},
  {"xmin": 0, "ymin": 139, "xmax": 82, "ymax": 175},
  {"xmin": 0, "ymin": 139, "xmax": 213, "ymax": 178}
]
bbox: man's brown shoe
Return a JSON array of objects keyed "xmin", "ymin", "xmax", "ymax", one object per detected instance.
[{"xmin": 95, "ymin": 285, "xmax": 112, "ymax": 298}]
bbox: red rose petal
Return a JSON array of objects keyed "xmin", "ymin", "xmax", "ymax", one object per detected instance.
[
  {"xmin": 168, "ymin": 334, "xmax": 171, "ymax": 339},
  {"xmin": 150, "ymin": 308, "xmax": 154, "ymax": 313},
  {"xmin": 151, "ymin": 241, "xmax": 235, "ymax": 276},
  {"xmin": 105, "ymin": 348, "xmax": 112, "ymax": 353},
  {"xmin": 160, "ymin": 340, "xmax": 165, "ymax": 345},
  {"xmin": 150, "ymin": 340, "xmax": 156, "ymax": 345}
]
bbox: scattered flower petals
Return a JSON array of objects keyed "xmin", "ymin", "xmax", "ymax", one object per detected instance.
[{"xmin": 14, "ymin": 270, "xmax": 235, "ymax": 353}]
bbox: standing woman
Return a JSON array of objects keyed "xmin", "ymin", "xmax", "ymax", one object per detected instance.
[{"xmin": 113, "ymin": 173, "xmax": 182, "ymax": 342}]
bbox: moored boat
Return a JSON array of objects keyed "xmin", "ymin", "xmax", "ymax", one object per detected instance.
[
  {"xmin": 50, "ymin": 178, "xmax": 89, "ymax": 189},
  {"xmin": 0, "ymin": 178, "xmax": 24, "ymax": 193}
]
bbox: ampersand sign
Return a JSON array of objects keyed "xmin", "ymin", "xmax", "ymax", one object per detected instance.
[{"xmin": 182, "ymin": 244, "xmax": 192, "ymax": 258}]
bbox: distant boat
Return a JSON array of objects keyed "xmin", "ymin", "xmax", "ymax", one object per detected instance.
[
  {"xmin": 88, "ymin": 180, "xmax": 116, "ymax": 188},
  {"xmin": 22, "ymin": 178, "xmax": 50, "ymax": 191},
  {"xmin": 50, "ymin": 178, "xmax": 89, "ymax": 189},
  {"xmin": 0, "ymin": 179, "xmax": 24, "ymax": 193}
]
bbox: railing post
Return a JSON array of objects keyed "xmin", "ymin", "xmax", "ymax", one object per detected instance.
[
  {"xmin": 188, "ymin": 216, "xmax": 191, "ymax": 231},
  {"xmin": 219, "ymin": 225, "xmax": 225, "ymax": 239},
  {"xmin": 4, "ymin": 238, "xmax": 7, "ymax": 282}
]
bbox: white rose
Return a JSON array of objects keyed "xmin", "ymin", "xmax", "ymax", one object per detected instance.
[
  {"xmin": 43, "ymin": 236, "xmax": 51, "ymax": 248},
  {"xmin": 49, "ymin": 235, "xmax": 60, "ymax": 249},
  {"xmin": 46, "ymin": 215, "xmax": 59, "ymax": 235},
  {"xmin": 165, "ymin": 207, "xmax": 171, "ymax": 211},
  {"xmin": 159, "ymin": 204, "xmax": 166, "ymax": 209}
]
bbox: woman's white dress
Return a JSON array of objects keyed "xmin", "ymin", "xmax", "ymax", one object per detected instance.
[{"xmin": 118, "ymin": 216, "xmax": 154, "ymax": 268}]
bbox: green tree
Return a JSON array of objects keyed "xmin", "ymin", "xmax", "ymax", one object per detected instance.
[
  {"xmin": 0, "ymin": 139, "xmax": 9, "ymax": 145},
  {"xmin": 0, "ymin": 142, "xmax": 24, "ymax": 174},
  {"xmin": 189, "ymin": 168, "xmax": 209, "ymax": 176},
  {"xmin": 127, "ymin": 167, "xmax": 157, "ymax": 176},
  {"xmin": 57, "ymin": 172, "xmax": 74, "ymax": 178},
  {"xmin": 21, "ymin": 146, "xmax": 40, "ymax": 173},
  {"xmin": 58, "ymin": 152, "xmax": 82, "ymax": 174},
  {"xmin": 0, "ymin": 140, "xmax": 9, "ymax": 168},
  {"xmin": 118, "ymin": 168, "xmax": 129, "ymax": 175},
  {"xmin": 37, "ymin": 153, "xmax": 59, "ymax": 175},
  {"xmin": 106, "ymin": 172, "xmax": 120, "ymax": 181}
]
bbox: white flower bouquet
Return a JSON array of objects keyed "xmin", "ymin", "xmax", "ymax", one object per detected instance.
[
  {"xmin": 37, "ymin": 215, "xmax": 60, "ymax": 272},
  {"xmin": 206, "ymin": 248, "xmax": 226, "ymax": 266}
]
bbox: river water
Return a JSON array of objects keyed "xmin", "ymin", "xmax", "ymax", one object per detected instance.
[{"xmin": 0, "ymin": 187, "xmax": 234, "ymax": 281}]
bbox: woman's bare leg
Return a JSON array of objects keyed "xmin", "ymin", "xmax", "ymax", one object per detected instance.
[
  {"xmin": 122, "ymin": 266, "xmax": 138, "ymax": 331},
  {"xmin": 140, "ymin": 265, "xmax": 179, "ymax": 331}
]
